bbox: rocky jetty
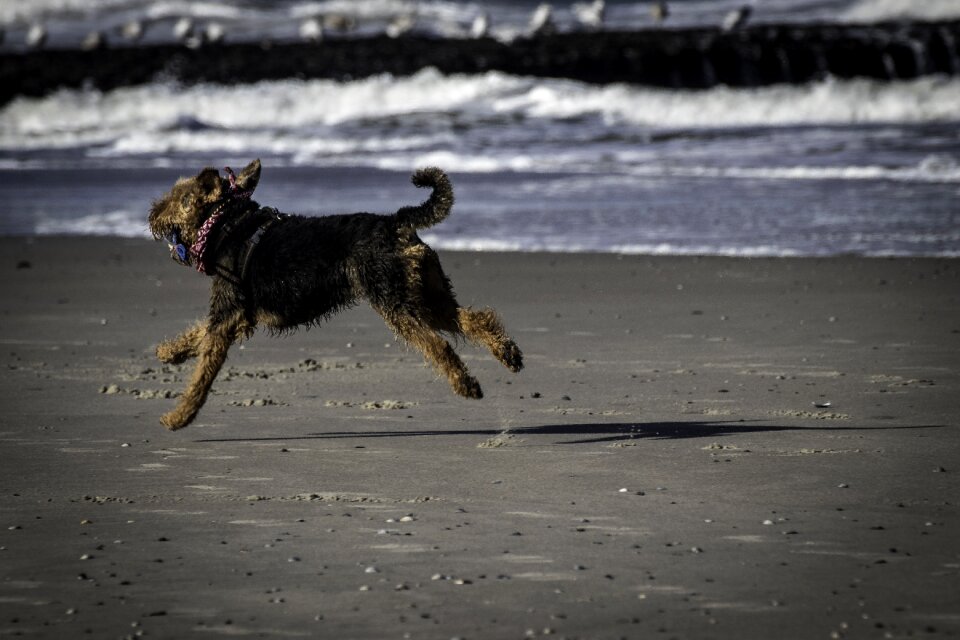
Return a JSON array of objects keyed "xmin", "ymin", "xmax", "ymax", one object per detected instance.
[{"xmin": 3, "ymin": 20, "xmax": 958, "ymax": 104}]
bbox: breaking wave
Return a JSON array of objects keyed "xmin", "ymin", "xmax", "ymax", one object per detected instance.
[{"xmin": 2, "ymin": 70, "xmax": 959, "ymax": 175}]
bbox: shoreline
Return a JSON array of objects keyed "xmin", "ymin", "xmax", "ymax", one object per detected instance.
[{"xmin": 1, "ymin": 237, "xmax": 959, "ymax": 638}]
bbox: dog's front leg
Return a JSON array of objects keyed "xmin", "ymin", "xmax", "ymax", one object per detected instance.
[
  {"xmin": 160, "ymin": 315, "xmax": 247, "ymax": 430},
  {"xmin": 156, "ymin": 321, "xmax": 207, "ymax": 365}
]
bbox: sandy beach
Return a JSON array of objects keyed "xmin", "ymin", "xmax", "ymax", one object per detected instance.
[{"xmin": 1, "ymin": 236, "xmax": 958, "ymax": 639}]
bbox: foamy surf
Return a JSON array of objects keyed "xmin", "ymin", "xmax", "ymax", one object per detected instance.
[{"xmin": 2, "ymin": 70, "xmax": 958, "ymax": 172}]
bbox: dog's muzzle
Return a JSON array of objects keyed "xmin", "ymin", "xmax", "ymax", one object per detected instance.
[{"xmin": 166, "ymin": 229, "xmax": 192, "ymax": 266}]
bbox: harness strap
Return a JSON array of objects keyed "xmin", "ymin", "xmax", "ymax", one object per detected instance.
[{"xmin": 238, "ymin": 214, "xmax": 286, "ymax": 283}]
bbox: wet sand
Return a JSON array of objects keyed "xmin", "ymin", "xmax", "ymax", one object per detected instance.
[{"xmin": 1, "ymin": 237, "xmax": 958, "ymax": 639}]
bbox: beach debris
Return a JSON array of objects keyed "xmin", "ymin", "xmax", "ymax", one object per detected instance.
[
  {"xmin": 702, "ymin": 442, "xmax": 744, "ymax": 451},
  {"xmin": 100, "ymin": 384, "xmax": 175, "ymax": 399},
  {"xmin": 478, "ymin": 433, "xmax": 523, "ymax": 448},
  {"xmin": 771, "ymin": 409, "xmax": 850, "ymax": 420},
  {"xmin": 232, "ymin": 398, "xmax": 278, "ymax": 407},
  {"xmin": 813, "ymin": 401, "xmax": 832, "ymax": 408},
  {"xmin": 385, "ymin": 515, "xmax": 416, "ymax": 523}
]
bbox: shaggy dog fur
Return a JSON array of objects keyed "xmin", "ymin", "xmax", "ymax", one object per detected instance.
[{"xmin": 148, "ymin": 160, "xmax": 523, "ymax": 430}]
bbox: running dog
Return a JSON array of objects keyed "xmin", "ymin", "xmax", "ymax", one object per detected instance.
[{"xmin": 147, "ymin": 160, "xmax": 523, "ymax": 429}]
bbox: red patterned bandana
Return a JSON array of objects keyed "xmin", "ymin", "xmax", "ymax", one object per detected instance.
[
  {"xmin": 189, "ymin": 205, "xmax": 226, "ymax": 274},
  {"xmin": 189, "ymin": 167, "xmax": 254, "ymax": 274}
]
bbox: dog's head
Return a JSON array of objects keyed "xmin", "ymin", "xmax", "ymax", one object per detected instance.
[{"xmin": 148, "ymin": 158, "xmax": 262, "ymax": 247}]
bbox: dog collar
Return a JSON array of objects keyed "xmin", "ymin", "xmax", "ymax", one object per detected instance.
[
  {"xmin": 190, "ymin": 205, "xmax": 227, "ymax": 273},
  {"xmin": 186, "ymin": 166, "xmax": 255, "ymax": 274}
]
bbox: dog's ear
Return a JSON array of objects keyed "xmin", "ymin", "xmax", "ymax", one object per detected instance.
[
  {"xmin": 196, "ymin": 168, "xmax": 224, "ymax": 200},
  {"xmin": 236, "ymin": 159, "xmax": 262, "ymax": 193}
]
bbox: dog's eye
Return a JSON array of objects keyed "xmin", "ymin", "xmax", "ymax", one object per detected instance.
[{"xmin": 180, "ymin": 194, "xmax": 192, "ymax": 209}]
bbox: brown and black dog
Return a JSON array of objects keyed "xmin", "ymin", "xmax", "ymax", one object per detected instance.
[{"xmin": 148, "ymin": 160, "xmax": 522, "ymax": 429}]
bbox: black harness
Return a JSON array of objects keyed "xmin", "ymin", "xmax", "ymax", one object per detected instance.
[{"xmin": 202, "ymin": 203, "xmax": 288, "ymax": 288}]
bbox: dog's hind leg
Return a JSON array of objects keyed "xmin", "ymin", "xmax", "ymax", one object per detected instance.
[
  {"xmin": 156, "ymin": 321, "xmax": 207, "ymax": 364},
  {"xmin": 160, "ymin": 312, "xmax": 251, "ymax": 430},
  {"xmin": 404, "ymin": 243, "xmax": 522, "ymax": 374},
  {"xmin": 380, "ymin": 311, "xmax": 483, "ymax": 399},
  {"xmin": 457, "ymin": 307, "xmax": 524, "ymax": 373}
]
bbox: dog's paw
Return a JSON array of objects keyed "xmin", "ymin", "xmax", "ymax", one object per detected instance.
[
  {"xmin": 160, "ymin": 411, "xmax": 191, "ymax": 431},
  {"xmin": 156, "ymin": 342, "xmax": 189, "ymax": 365},
  {"xmin": 455, "ymin": 376, "xmax": 484, "ymax": 400},
  {"xmin": 501, "ymin": 342, "xmax": 524, "ymax": 373}
]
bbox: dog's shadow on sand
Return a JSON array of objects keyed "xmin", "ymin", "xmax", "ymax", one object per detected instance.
[{"xmin": 196, "ymin": 421, "xmax": 940, "ymax": 446}]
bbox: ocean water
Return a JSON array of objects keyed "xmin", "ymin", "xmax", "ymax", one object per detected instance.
[{"xmin": 2, "ymin": 0, "xmax": 959, "ymax": 256}]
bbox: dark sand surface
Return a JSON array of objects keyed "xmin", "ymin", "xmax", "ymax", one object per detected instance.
[{"xmin": 1, "ymin": 237, "xmax": 958, "ymax": 639}]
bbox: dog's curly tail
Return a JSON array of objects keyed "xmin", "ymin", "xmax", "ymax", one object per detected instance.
[{"xmin": 395, "ymin": 167, "xmax": 454, "ymax": 230}]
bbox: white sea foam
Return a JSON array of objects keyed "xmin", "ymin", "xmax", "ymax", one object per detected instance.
[
  {"xmin": 3, "ymin": 70, "xmax": 958, "ymax": 157},
  {"xmin": 841, "ymin": 0, "xmax": 960, "ymax": 23},
  {"xmin": 624, "ymin": 155, "xmax": 960, "ymax": 184},
  {"xmin": 34, "ymin": 211, "xmax": 150, "ymax": 237},
  {"xmin": 512, "ymin": 76, "xmax": 960, "ymax": 128}
]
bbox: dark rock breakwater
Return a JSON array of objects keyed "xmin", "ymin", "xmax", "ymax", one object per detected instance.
[{"xmin": 3, "ymin": 20, "xmax": 958, "ymax": 104}]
